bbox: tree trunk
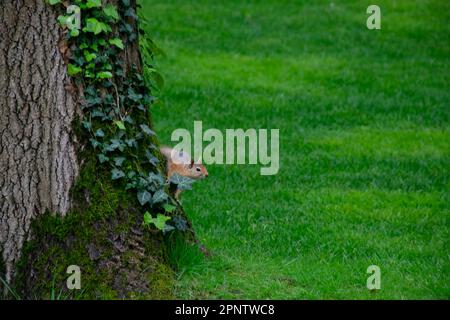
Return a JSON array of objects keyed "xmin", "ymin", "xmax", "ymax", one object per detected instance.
[
  {"xmin": 0, "ymin": 0, "xmax": 79, "ymax": 284},
  {"xmin": 0, "ymin": 0, "xmax": 192, "ymax": 299}
]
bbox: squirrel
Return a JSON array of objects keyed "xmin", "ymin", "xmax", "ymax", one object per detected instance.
[{"xmin": 160, "ymin": 146, "xmax": 208, "ymax": 199}]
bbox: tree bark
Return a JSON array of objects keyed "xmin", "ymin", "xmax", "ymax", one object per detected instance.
[
  {"xmin": 0, "ymin": 0, "xmax": 79, "ymax": 284},
  {"xmin": 0, "ymin": 0, "xmax": 192, "ymax": 299}
]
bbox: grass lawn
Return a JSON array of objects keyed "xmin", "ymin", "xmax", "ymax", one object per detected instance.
[{"xmin": 140, "ymin": 0, "xmax": 450, "ymax": 299}]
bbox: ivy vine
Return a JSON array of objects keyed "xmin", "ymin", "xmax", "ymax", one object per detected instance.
[{"xmin": 48, "ymin": 0, "xmax": 187, "ymax": 233}]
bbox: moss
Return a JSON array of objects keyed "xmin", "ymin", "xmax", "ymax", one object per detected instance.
[{"xmin": 13, "ymin": 154, "xmax": 175, "ymax": 299}]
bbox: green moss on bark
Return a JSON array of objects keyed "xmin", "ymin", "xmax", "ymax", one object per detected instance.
[{"xmin": 13, "ymin": 154, "xmax": 174, "ymax": 299}]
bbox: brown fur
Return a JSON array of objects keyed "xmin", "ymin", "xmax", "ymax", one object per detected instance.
[{"xmin": 160, "ymin": 146, "xmax": 208, "ymax": 198}]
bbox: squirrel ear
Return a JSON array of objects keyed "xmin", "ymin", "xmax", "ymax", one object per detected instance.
[{"xmin": 189, "ymin": 159, "xmax": 194, "ymax": 168}]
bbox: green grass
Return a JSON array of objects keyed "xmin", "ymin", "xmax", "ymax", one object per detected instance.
[{"xmin": 140, "ymin": 0, "xmax": 450, "ymax": 299}]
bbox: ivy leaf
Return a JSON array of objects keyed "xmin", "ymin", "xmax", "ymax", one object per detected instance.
[
  {"xmin": 114, "ymin": 157, "xmax": 126, "ymax": 167},
  {"xmin": 84, "ymin": 50, "xmax": 97, "ymax": 62},
  {"xmin": 106, "ymin": 139, "xmax": 124, "ymax": 152},
  {"xmin": 67, "ymin": 64, "xmax": 82, "ymax": 76},
  {"xmin": 70, "ymin": 29, "xmax": 80, "ymax": 37},
  {"xmin": 128, "ymin": 87, "xmax": 143, "ymax": 102},
  {"xmin": 125, "ymin": 182, "xmax": 136, "ymax": 190},
  {"xmin": 163, "ymin": 203, "xmax": 176, "ymax": 213},
  {"xmin": 48, "ymin": 0, "xmax": 62, "ymax": 5},
  {"xmin": 111, "ymin": 168, "xmax": 125, "ymax": 180},
  {"xmin": 163, "ymin": 224, "xmax": 176, "ymax": 233},
  {"xmin": 153, "ymin": 214, "xmax": 171, "ymax": 231},
  {"xmin": 114, "ymin": 120, "xmax": 126, "ymax": 130},
  {"xmin": 91, "ymin": 110, "xmax": 106, "ymax": 118},
  {"xmin": 121, "ymin": 0, "xmax": 131, "ymax": 7},
  {"xmin": 97, "ymin": 71, "xmax": 113, "ymax": 79},
  {"xmin": 124, "ymin": 8, "xmax": 137, "ymax": 19},
  {"xmin": 82, "ymin": 120, "xmax": 92, "ymax": 130},
  {"xmin": 137, "ymin": 190, "xmax": 152, "ymax": 206},
  {"xmin": 152, "ymin": 189, "xmax": 168, "ymax": 204},
  {"xmin": 85, "ymin": 95, "xmax": 102, "ymax": 107},
  {"xmin": 145, "ymin": 150, "xmax": 159, "ymax": 166},
  {"xmin": 125, "ymin": 139, "xmax": 137, "ymax": 148},
  {"xmin": 86, "ymin": 0, "xmax": 102, "ymax": 8},
  {"xmin": 147, "ymin": 172, "xmax": 164, "ymax": 186},
  {"xmin": 95, "ymin": 129, "xmax": 105, "ymax": 137},
  {"xmin": 123, "ymin": 115, "xmax": 134, "ymax": 124},
  {"xmin": 57, "ymin": 15, "xmax": 68, "ymax": 27},
  {"xmin": 85, "ymin": 86, "xmax": 97, "ymax": 96},
  {"xmin": 90, "ymin": 138, "xmax": 101, "ymax": 149},
  {"xmin": 109, "ymin": 38, "xmax": 124, "ymax": 50},
  {"xmin": 143, "ymin": 211, "xmax": 152, "ymax": 225},
  {"xmin": 103, "ymin": 5, "xmax": 120, "ymax": 21},
  {"xmin": 173, "ymin": 216, "xmax": 188, "ymax": 231},
  {"xmin": 83, "ymin": 18, "xmax": 111, "ymax": 35},
  {"xmin": 140, "ymin": 124, "xmax": 155, "ymax": 136},
  {"xmin": 143, "ymin": 213, "xmax": 171, "ymax": 231},
  {"xmin": 138, "ymin": 177, "xmax": 150, "ymax": 190},
  {"xmin": 98, "ymin": 154, "xmax": 109, "ymax": 163},
  {"xmin": 169, "ymin": 173, "xmax": 194, "ymax": 190},
  {"xmin": 127, "ymin": 171, "xmax": 137, "ymax": 179}
]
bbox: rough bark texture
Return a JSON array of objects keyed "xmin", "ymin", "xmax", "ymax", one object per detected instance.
[{"xmin": 0, "ymin": 0, "xmax": 79, "ymax": 283}]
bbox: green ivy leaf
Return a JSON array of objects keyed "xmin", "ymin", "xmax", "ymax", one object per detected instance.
[
  {"xmin": 137, "ymin": 190, "xmax": 152, "ymax": 206},
  {"xmin": 114, "ymin": 157, "xmax": 126, "ymax": 167},
  {"xmin": 163, "ymin": 224, "xmax": 176, "ymax": 233},
  {"xmin": 147, "ymin": 172, "xmax": 164, "ymax": 186},
  {"xmin": 98, "ymin": 154, "xmax": 109, "ymax": 163},
  {"xmin": 97, "ymin": 71, "xmax": 113, "ymax": 79},
  {"xmin": 82, "ymin": 121, "xmax": 92, "ymax": 130},
  {"xmin": 106, "ymin": 139, "xmax": 123, "ymax": 152},
  {"xmin": 124, "ymin": 8, "xmax": 137, "ymax": 19},
  {"xmin": 114, "ymin": 120, "xmax": 126, "ymax": 130},
  {"xmin": 48, "ymin": 0, "xmax": 62, "ymax": 5},
  {"xmin": 84, "ymin": 50, "xmax": 97, "ymax": 62},
  {"xmin": 111, "ymin": 168, "xmax": 125, "ymax": 180},
  {"xmin": 103, "ymin": 5, "xmax": 120, "ymax": 21},
  {"xmin": 127, "ymin": 87, "xmax": 143, "ymax": 102},
  {"xmin": 86, "ymin": 0, "xmax": 102, "ymax": 9},
  {"xmin": 70, "ymin": 29, "xmax": 80, "ymax": 37},
  {"xmin": 145, "ymin": 150, "xmax": 160, "ymax": 166},
  {"xmin": 163, "ymin": 203, "xmax": 176, "ymax": 213},
  {"xmin": 143, "ymin": 212, "xmax": 171, "ymax": 231},
  {"xmin": 173, "ymin": 216, "xmax": 188, "ymax": 231},
  {"xmin": 95, "ymin": 129, "xmax": 105, "ymax": 137},
  {"xmin": 83, "ymin": 18, "xmax": 111, "ymax": 35},
  {"xmin": 152, "ymin": 189, "xmax": 168, "ymax": 204},
  {"xmin": 125, "ymin": 139, "xmax": 137, "ymax": 148},
  {"xmin": 109, "ymin": 38, "xmax": 124, "ymax": 50},
  {"xmin": 153, "ymin": 214, "xmax": 171, "ymax": 231},
  {"xmin": 67, "ymin": 64, "xmax": 82, "ymax": 76},
  {"xmin": 90, "ymin": 138, "xmax": 101, "ymax": 149},
  {"xmin": 143, "ymin": 211, "xmax": 152, "ymax": 225},
  {"xmin": 57, "ymin": 15, "xmax": 68, "ymax": 26},
  {"xmin": 169, "ymin": 173, "xmax": 194, "ymax": 190}
]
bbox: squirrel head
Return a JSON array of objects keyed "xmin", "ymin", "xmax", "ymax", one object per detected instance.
[{"xmin": 186, "ymin": 159, "xmax": 209, "ymax": 179}]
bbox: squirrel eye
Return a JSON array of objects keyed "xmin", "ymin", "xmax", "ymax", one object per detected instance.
[{"xmin": 196, "ymin": 167, "xmax": 201, "ymax": 172}]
